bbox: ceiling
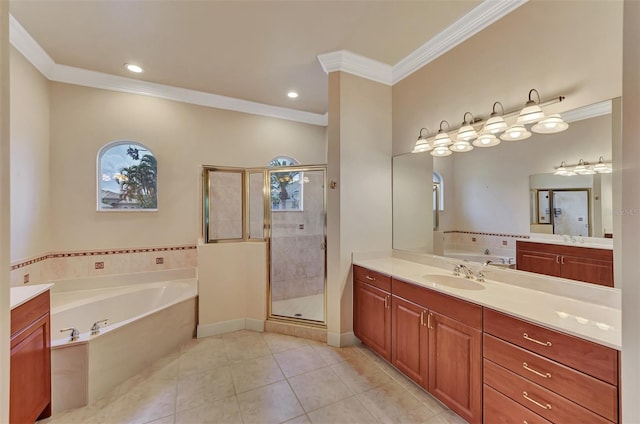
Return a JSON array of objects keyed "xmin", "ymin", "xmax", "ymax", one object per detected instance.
[{"xmin": 9, "ymin": 0, "xmax": 497, "ymax": 119}]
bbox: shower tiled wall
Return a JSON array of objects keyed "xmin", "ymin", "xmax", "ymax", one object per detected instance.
[{"xmin": 10, "ymin": 245, "xmax": 197, "ymax": 287}]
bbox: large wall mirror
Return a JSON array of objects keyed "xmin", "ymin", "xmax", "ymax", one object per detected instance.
[{"xmin": 392, "ymin": 99, "xmax": 618, "ymax": 272}]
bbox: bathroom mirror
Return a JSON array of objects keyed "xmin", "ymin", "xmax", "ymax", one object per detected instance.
[{"xmin": 392, "ymin": 100, "xmax": 615, "ymax": 256}]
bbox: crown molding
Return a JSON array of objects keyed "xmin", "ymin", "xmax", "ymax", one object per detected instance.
[
  {"xmin": 9, "ymin": 14, "xmax": 327, "ymax": 127},
  {"xmin": 392, "ymin": 0, "xmax": 528, "ymax": 84},
  {"xmin": 9, "ymin": 14, "xmax": 55, "ymax": 76},
  {"xmin": 317, "ymin": 50, "xmax": 393, "ymax": 85},
  {"xmin": 562, "ymin": 100, "xmax": 612, "ymax": 123}
]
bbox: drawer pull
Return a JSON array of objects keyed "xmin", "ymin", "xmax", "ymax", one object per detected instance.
[
  {"xmin": 522, "ymin": 391, "xmax": 552, "ymax": 410},
  {"xmin": 420, "ymin": 311, "xmax": 425, "ymax": 327},
  {"xmin": 427, "ymin": 312, "xmax": 434, "ymax": 329},
  {"xmin": 365, "ymin": 275, "xmax": 376, "ymax": 281},
  {"xmin": 523, "ymin": 333, "xmax": 552, "ymax": 347},
  {"xmin": 384, "ymin": 295, "xmax": 390, "ymax": 309},
  {"xmin": 523, "ymin": 362, "xmax": 552, "ymax": 379}
]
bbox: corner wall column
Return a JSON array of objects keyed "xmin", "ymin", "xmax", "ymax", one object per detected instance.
[{"xmin": 326, "ymin": 71, "xmax": 393, "ymax": 346}]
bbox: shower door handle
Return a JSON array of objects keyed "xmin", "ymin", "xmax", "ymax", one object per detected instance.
[{"xmin": 320, "ymin": 242, "xmax": 326, "ymax": 250}]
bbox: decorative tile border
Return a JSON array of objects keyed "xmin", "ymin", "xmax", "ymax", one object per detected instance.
[
  {"xmin": 11, "ymin": 245, "xmax": 197, "ymax": 271},
  {"xmin": 442, "ymin": 230, "xmax": 530, "ymax": 239}
]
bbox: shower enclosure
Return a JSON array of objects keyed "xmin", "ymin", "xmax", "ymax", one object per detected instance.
[{"xmin": 203, "ymin": 165, "xmax": 327, "ymax": 326}]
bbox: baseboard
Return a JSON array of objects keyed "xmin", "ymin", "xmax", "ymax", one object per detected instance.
[
  {"xmin": 327, "ymin": 331, "xmax": 358, "ymax": 347},
  {"xmin": 196, "ymin": 318, "xmax": 265, "ymax": 338},
  {"xmin": 244, "ymin": 318, "xmax": 265, "ymax": 332}
]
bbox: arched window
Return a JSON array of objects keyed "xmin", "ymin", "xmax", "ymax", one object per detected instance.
[
  {"xmin": 97, "ymin": 141, "xmax": 157, "ymax": 211},
  {"xmin": 269, "ymin": 156, "xmax": 302, "ymax": 211},
  {"xmin": 433, "ymin": 172, "xmax": 444, "ymax": 211}
]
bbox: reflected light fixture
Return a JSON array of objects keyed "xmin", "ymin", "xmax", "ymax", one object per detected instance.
[
  {"xmin": 473, "ymin": 133, "xmax": 500, "ymax": 148},
  {"xmin": 532, "ymin": 114, "xmax": 569, "ymax": 134},
  {"xmin": 574, "ymin": 159, "xmax": 596, "ymax": 175},
  {"xmin": 412, "ymin": 128, "xmax": 433, "ymax": 153},
  {"xmin": 593, "ymin": 157, "xmax": 613, "ymax": 173},
  {"xmin": 500, "ymin": 124, "xmax": 531, "ymax": 141},
  {"xmin": 517, "ymin": 89, "xmax": 545, "ymax": 124},
  {"xmin": 456, "ymin": 112, "xmax": 478, "ymax": 142},
  {"xmin": 287, "ymin": 91, "xmax": 299, "ymax": 99},
  {"xmin": 483, "ymin": 102, "xmax": 508, "ymax": 134},
  {"xmin": 431, "ymin": 146, "xmax": 452, "ymax": 157},
  {"xmin": 124, "ymin": 63, "xmax": 143, "ymax": 73},
  {"xmin": 554, "ymin": 161, "xmax": 570, "ymax": 176}
]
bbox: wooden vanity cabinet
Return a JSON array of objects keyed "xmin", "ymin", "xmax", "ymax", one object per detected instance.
[
  {"xmin": 353, "ymin": 265, "xmax": 392, "ymax": 361},
  {"xmin": 10, "ymin": 290, "xmax": 52, "ymax": 424},
  {"xmin": 483, "ymin": 308, "xmax": 619, "ymax": 423},
  {"xmin": 516, "ymin": 240, "xmax": 614, "ymax": 287},
  {"xmin": 392, "ymin": 278, "xmax": 482, "ymax": 424}
]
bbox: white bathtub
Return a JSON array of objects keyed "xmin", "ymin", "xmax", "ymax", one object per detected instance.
[
  {"xmin": 444, "ymin": 252, "xmax": 516, "ymax": 268},
  {"xmin": 49, "ymin": 269, "xmax": 197, "ymax": 413}
]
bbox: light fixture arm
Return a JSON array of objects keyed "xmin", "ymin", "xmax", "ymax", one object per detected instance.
[
  {"xmin": 419, "ymin": 128, "xmax": 430, "ymax": 138},
  {"xmin": 491, "ymin": 101, "xmax": 505, "ymax": 117},
  {"xmin": 462, "ymin": 112, "xmax": 476, "ymax": 125},
  {"xmin": 438, "ymin": 120, "xmax": 451, "ymax": 133},
  {"xmin": 527, "ymin": 88, "xmax": 541, "ymax": 105}
]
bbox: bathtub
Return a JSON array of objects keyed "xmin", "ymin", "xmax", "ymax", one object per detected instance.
[
  {"xmin": 444, "ymin": 252, "xmax": 516, "ymax": 268},
  {"xmin": 49, "ymin": 269, "xmax": 197, "ymax": 413}
]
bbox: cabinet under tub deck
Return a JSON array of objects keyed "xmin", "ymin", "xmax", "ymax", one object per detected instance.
[{"xmin": 352, "ymin": 263, "xmax": 620, "ymax": 424}]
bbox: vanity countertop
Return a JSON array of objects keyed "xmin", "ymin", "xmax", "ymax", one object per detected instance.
[
  {"xmin": 353, "ymin": 256, "xmax": 621, "ymax": 350},
  {"xmin": 11, "ymin": 284, "xmax": 54, "ymax": 310}
]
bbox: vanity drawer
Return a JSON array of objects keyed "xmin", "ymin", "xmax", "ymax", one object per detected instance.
[
  {"xmin": 484, "ymin": 308, "xmax": 618, "ymax": 385},
  {"xmin": 484, "ymin": 334, "xmax": 618, "ymax": 422},
  {"xmin": 353, "ymin": 265, "xmax": 391, "ymax": 292},
  {"xmin": 11, "ymin": 291, "xmax": 50, "ymax": 336},
  {"xmin": 391, "ymin": 278, "xmax": 482, "ymax": 329},
  {"xmin": 484, "ymin": 384, "xmax": 551, "ymax": 424},
  {"xmin": 484, "ymin": 359, "xmax": 613, "ymax": 424}
]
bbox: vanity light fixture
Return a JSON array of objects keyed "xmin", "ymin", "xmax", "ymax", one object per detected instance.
[
  {"xmin": 124, "ymin": 63, "xmax": 143, "ymax": 73},
  {"xmin": 500, "ymin": 124, "xmax": 531, "ymax": 141},
  {"xmin": 411, "ymin": 88, "xmax": 566, "ymax": 155},
  {"xmin": 554, "ymin": 157, "xmax": 612, "ymax": 176},
  {"xmin": 412, "ymin": 128, "xmax": 433, "ymax": 153},
  {"xmin": 532, "ymin": 114, "xmax": 569, "ymax": 134},
  {"xmin": 517, "ymin": 89, "xmax": 545, "ymax": 124},
  {"xmin": 483, "ymin": 102, "xmax": 508, "ymax": 134}
]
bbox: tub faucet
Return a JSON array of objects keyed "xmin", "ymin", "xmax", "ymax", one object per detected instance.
[
  {"xmin": 91, "ymin": 319, "xmax": 109, "ymax": 335},
  {"xmin": 484, "ymin": 248, "xmax": 490, "ymax": 255},
  {"xmin": 60, "ymin": 327, "xmax": 80, "ymax": 342},
  {"xmin": 477, "ymin": 261, "xmax": 492, "ymax": 282}
]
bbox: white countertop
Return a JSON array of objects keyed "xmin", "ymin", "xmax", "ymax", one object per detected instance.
[
  {"xmin": 353, "ymin": 256, "xmax": 621, "ymax": 350},
  {"xmin": 10, "ymin": 284, "xmax": 54, "ymax": 310}
]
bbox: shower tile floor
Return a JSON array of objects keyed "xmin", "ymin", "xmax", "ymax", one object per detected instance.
[
  {"xmin": 39, "ymin": 330, "xmax": 468, "ymax": 424},
  {"xmin": 271, "ymin": 294, "xmax": 324, "ymax": 322}
]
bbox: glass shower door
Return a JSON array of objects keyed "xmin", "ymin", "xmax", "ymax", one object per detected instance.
[{"xmin": 268, "ymin": 167, "xmax": 326, "ymax": 324}]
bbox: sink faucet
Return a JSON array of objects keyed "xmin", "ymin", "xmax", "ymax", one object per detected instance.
[
  {"xmin": 477, "ymin": 261, "xmax": 492, "ymax": 282},
  {"xmin": 60, "ymin": 327, "xmax": 80, "ymax": 342},
  {"xmin": 91, "ymin": 319, "xmax": 109, "ymax": 335},
  {"xmin": 458, "ymin": 264, "xmax": 475, "ymax": 279}
]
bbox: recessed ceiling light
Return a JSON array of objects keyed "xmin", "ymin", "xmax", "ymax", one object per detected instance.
[
  {"xmin": 125, "ymin": 63, "xmax": 143, "ymax": 73},
  {"xmin": 287, "ymin": 91, "xmax": 298, "ymax": 99}
]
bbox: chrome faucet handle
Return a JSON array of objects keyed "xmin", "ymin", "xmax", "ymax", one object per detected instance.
[
  {"xmin": 60, "ymin": 327, "xmax": 80, "ymax": 341},
  {"xmin": 91, "ymin": 319, "xmax": 109, "ymax": 335},
  {"xmin": 453, "ymin": 265, "xmax": 461, "ymax": 276},
  {"xmin": 476, "ymin": 271, "xmax": 486, "ymax": 283},
  {"xmin": 458, "ymin": 264, "xmax": 475, "ymax": 279}
]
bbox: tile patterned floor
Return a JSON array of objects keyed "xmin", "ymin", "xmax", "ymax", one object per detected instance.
[{"xmin": 40, "ymin": 330, "xmax": 468, "ymax": 424}]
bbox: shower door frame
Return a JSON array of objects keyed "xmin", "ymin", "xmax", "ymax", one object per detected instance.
[{"xmin": 266, "ymin": 165, "xmax": 327, "ymax": 328}]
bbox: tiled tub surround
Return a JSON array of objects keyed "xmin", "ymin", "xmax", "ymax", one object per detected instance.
[
  {"xmin": 354, "ymin": 250, "xmax": 621, "ymax": 349},
  {"xmin": 441, "ymin": 231, "xmax": 528, "ymax": 259},
  {"xmin": 49, "ymin": 269, "xmax": 197, "ymax": 414},
  {"xmin": 10, "ymin": 244, "xmax": 197, "ymax": 287}
]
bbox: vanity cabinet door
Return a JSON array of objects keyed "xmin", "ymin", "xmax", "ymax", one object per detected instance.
[
  {"xmin": 428, "ymin": 311, "xmax": 482, "ymax": 424},
  {"xmin": 516, "ymin": 248, "xmax": 561, "ymax": 277},
  {"xmin": 391, "ymin": 295, "xmax": 428, "ymax": 388},
  {"xmin": 353, "ymin": 279, "xmax": 391, "ymax": 361},
  {"xmin": 560, "ymin": 254, "xmax": 614, "ymax": 287},
  {"xmin": 10, "ymin": 291, "xmax": 51, "ymax": 424}
]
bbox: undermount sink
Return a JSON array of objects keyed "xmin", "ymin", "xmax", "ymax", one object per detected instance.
[{"xmin": 422, "ymin": 274, "xmax": 485, "ymax": 290}]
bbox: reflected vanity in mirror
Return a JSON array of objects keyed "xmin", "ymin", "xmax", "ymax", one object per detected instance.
[{"xmin": 392, "ymin": 99, "xmax": 618, "ymax": 285}]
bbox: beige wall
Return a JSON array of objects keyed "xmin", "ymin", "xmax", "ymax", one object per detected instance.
[
  {"xmin": 49, "ymin": 83, "xmax": 326, "ymax": 251},
  {"xmin": 327, "ymin": 72, "xmax": 392, "ymax": 345},
  {"xmin": 621, "ymin": 1, "xmax": 640, "ymax": 420},
  {"xmin": 392, "ymin": 0, "xmax": 622, "ymax": 156},
  {"xmin": 0, "ymin": 2, "xmax": 10, "ymax": 420},
  {"xmin": 10, "ymin": 47, "xmax": 50, "ymax": 262}
]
